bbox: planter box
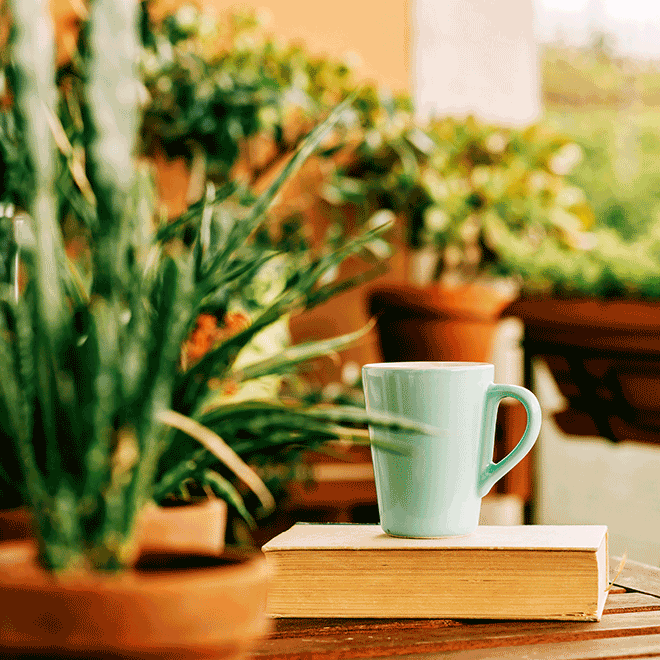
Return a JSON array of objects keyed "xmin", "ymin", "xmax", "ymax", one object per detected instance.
[{"xmin": 505, "ymin": 297, "xmax": 660, "ymax": 445}]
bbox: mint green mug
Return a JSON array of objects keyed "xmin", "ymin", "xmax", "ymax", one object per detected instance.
[{"xmin": 362, "ymin": 361, "xmax": 541, "ymax": 538}]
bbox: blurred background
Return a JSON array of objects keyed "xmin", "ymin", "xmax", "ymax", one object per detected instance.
[
  {"xmin": 40, "ymin": 0, "xmax": 660, "ymax": 561},
  {"xmin": 533, "ymin": 0, "xmax": 660, "ymax": 567}
]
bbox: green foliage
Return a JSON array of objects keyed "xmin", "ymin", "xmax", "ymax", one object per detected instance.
[
  {"xmin": 537, "ymin": 38, "xmax": 660, "ymax": 296},
  {"xmin": 541, "ymin": 36, "xmax": 660, "ymax": 107},
  {"xmin": 139, "ymin": 8, "xmax": 277, "ymax": 174},
  {"xmin": 541, "ymin": 37, "xmax": 660, "ymax": 240},
  {"xmin": 542, "ymin": 38, "xmax": 627, "ymax": 107},
  {"xmin": 1, "ymin": 0, "xmax": 427, "ymax": 573},
  {"xmin": 326, "ymin": 112, "xmax": 595, "ymax": 284},
  {"xmin": 0, "ymin": 2, "xmax": 364, "ymax": 209},
  {"xmin": 122, "ymin": 3, "xmax": 366, "ymax": 181},
  {"xmin": 544, "ymin": 107, "xmax": 660, "ymax": 241}
]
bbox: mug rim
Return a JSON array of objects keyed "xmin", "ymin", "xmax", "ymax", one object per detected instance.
[{"xmin": 363, "ymin": 361, "xmax": 492, "ymax": 371}]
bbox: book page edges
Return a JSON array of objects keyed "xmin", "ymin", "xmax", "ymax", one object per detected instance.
[{"xmin": 264, "ymin": 535, "xmax": 609, "ymax": 621}]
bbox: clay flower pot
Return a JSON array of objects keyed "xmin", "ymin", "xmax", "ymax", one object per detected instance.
[
  {"xmin": 368, "ymin": 281, "xmax": 516, "ymax": 363},
  {"xmin": 0, "ymin": 540, "xmax": 271, "ymax": 659},
  {"xmin": 136, "ymin": 498, "xmax": 228, "ymax": 556},
  {"xmin": 0, "ymin": 507, "xmax": 32, "ymax": 542}
]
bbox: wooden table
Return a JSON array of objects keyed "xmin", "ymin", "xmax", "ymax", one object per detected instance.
[{"xmin": 254, "ymin": 557, "xmax": 660, "ymax": 660}]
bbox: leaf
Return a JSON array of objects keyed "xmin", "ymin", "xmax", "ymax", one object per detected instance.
[
  {"xmin": 232, "ymin": 318, "xmax": 376, "ymax": 382},
  {"xmin": 193, "ymin": 96, "xmax": 359, "ymax": 292},
  {"xmin": 44, "ymin": 104, "xmax": 96, "ymax": 207},
  {"xmin": 0, "ymin": 295, "xmax": 58, "ymax": 534},
  {"xmin": 236, "ymin": 94, "xmax": 358, "ymax": 246},
  {"xmin": 0, "ymin": 299, "xmax": 31, "ymax": 447},
  {"xmin": 199, "ymin": 250, "xmax": 275, "ymax": 299},
  {"xmin": 297, "ymin": 405, "xmax": 442, "ymax": 436},
  {"xmin": 203, "ymin": 469, "xmax": 256, "ymax": 528},
  {"xmin": 304, "ymin": 262, "xmax": 388, "ymax": 311},
  {"xmin": 78, "ymin": 301, "xmax": 117, "ymax": 505},
  {"xmin": 156, "ymin": 409, "xmax": 275, "ymax": 513},
  {"xmin": 294, "ymin": 221, "xmax": 392, "ymax": 303},
  {"xmin": 199, "ymin": 400, "xmax": 438, "ymax": 457},
  {"xmin": 155, "ymin": 181, "xmax": 239, "ymax": 244},
  {"xmin": 153, "ymin": 448, "xmax": 209, "ymax": 502}
]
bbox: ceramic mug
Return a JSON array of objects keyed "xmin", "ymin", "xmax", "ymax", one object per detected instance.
[{"xmin": 362, "ymin": 361, "xmax": 542, "ymax": 538}]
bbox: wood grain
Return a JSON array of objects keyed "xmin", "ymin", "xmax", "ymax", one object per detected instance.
[
  {"xmin": 405, "ymin": 634, "xmax": 660, "ymax": 660},
  {"xmin": 256, "ymin": 612, "xmax": 660, "ymax": 659},
  {"xmin": 603, "ymin": 591, "xmax": 660, "ymax": 613},
  {"xmin": 612, "ymin": 556, "xmax": 660, "ymax": 598}
]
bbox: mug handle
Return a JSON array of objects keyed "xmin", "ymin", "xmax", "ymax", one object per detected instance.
[{"xmin": 477, "ymin": 384, "xmax": 542, "ymax": 497}]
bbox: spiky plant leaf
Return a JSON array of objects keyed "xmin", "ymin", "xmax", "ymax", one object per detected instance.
[
  {"xmin": 157, "ymin": 409, "xmax": 275, "ymax": 512},
  {"xmin": 3, "ymin": 0, "xmax": 420, "ymax": 573},
  {"xmin": 152, "ymin": 447, "xmax": 209, "ymax": 502},
  {"xmin": 197, "ymin": 400, "xmax": 437, "ymax": 449},
  {"xmin": 231, "ymin": 319, "xmax": 376, "ymax": 383},
  {"xmin": 202, "ymin": 470, "xmax": 256, "ymax": 529}
]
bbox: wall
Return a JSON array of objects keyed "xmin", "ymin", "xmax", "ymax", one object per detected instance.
[
  {"xmin": 194, "ymin": 0, "xmax": 410, "ymax": 92},
  {"xmin": 533, "ymin": 359, "xmax": 660, "ymax": 565},
  {"xmin": 411, "ymin": 0, "xmax": 540, "ymax": 125}
]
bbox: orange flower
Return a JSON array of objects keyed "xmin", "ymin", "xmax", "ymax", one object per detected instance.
[
  {"xmin": 183, "ymin": 313, "xmax": 219, "ymax": 364},
  {"xmin": 65, "ymin": 236, "xmax": 89, "ymax": 262},
  {"xmin": 208, "ymin": 378, "xmax": 239, "ymax": 396},
  {"xmin": 217, "ymin": 312, "xmax": 251, "ymax": 341},
  {"xmin": 182, "ymin": 311, "xmax": 251, "ymax": 368}
]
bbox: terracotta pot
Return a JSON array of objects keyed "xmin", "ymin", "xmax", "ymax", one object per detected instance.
[
  {"xmin": 0, "ymin": 540, "xmax": 271, "ymax": 659},
  {"xmin": 368, "ymin": 282, "xmax": 516, "ymax": 363},
  {"xmin": 504, "ymin": 297, "xmax": 660, "ymax": 444},
  {"xmin": 136, "ymin": 499, "xmax": 227, "ymax": 556},
  {"xmin": 0, "ymin": 498, "xmax": 228, "ymax": 556}
]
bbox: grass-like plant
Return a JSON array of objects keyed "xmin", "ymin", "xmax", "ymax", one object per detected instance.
[{"xmin": 0, "ymin": 0, "xmax": 427, "ymax": 573}]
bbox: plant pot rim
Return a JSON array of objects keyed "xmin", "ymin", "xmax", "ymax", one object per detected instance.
[
  {"xmin": 368, "ymin": 281, "xmax": 517, "ymax": 322},
  {"xmin": 504, "ymin": 296, "xmax": 660, "ymax": 332},
  {"xmin": 0, "ymin": 497, "xmax": 228, "ymax": 556}
]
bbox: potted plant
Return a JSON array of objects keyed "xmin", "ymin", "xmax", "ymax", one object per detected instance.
[
  {"xmin": 501, "ymin": 223, "xmax": 660, "ymax": 445},
  {"xmin": 335, "ymin": 107, "xmax": 660, "ymax": 445},
  {"xmin": 0, "ymin": 1, "xmax": 429, "ymax": 656},
  {"xmin": 133, "ymin": 3, "xmax": 361, "ymax": 215},
  {"xmin": 0, "ymin": 1, "xmax": 385, "ymax": 383},
  {"xmin": 0, "ymin": 2, "xmax": 357, "ymax": 218},
  {"xmin": 323, "ymin": 114, "xmax": 595, "ymax": 362}
]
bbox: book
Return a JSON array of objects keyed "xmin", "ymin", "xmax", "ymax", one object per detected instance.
[{"xmin": 262, "ymin": 523, "xmax": 609, "ymax": 621}]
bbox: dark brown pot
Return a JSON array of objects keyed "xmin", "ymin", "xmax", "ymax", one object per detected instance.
[
  {"xmin": 368, "ymin": 282, "xmax": 516, "ymax": 363},
  {"xmin": 0, "ymin": 507, "xmax": 32, "ymax": 542},
  {"xmin": 504, "ymin": 297, "xmax": 660, "ymax": 444},
  {"xmin": 0, "ymin": 540, "xmax": 270, "ymax": 659}
]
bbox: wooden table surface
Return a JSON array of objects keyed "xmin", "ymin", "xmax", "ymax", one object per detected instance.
[{"xmin": 254, "ymin": 556, "xmax": 660, "ymax": 660}]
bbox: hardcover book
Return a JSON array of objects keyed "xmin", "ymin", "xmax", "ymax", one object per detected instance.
[{"xmin": 262, "ymin": 523, "xmax": 609, "ymax": 621}]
